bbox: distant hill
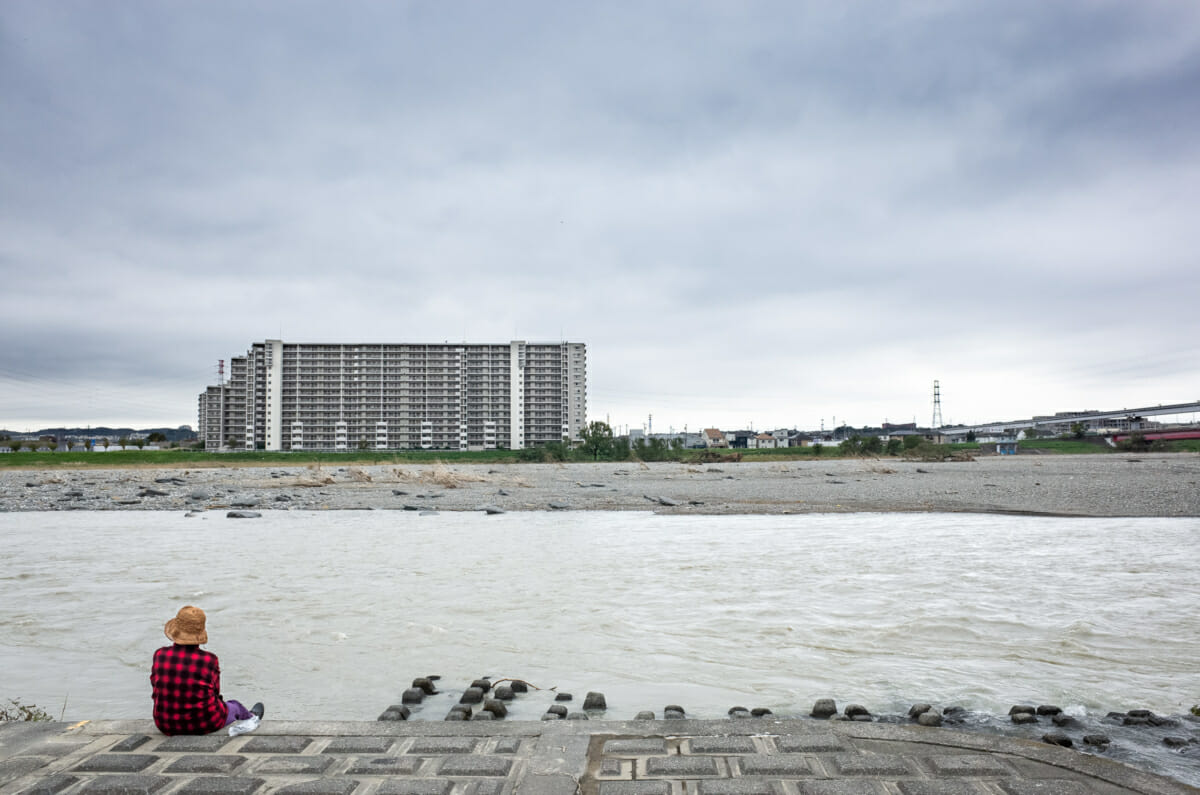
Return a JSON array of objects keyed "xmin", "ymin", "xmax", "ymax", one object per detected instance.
[{"xmin": 0, "ymin": 426, "xmax": 197, "ymax": 442}]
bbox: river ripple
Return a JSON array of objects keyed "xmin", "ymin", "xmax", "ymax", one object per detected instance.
[{"xmin": 2, "ymin": 510, "xmax": 1197, "ymax": 723}]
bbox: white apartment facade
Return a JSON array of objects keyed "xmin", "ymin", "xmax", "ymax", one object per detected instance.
[{"xmin": 198, "ymin": 340, "xmax": 587, "ymax": 452}]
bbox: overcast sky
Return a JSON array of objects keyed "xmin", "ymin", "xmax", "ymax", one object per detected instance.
[{"xmin": 2, "ymin": 1, "xmax": 1198, "ymax": 434}]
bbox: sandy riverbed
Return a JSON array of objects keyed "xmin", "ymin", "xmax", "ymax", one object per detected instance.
[{"xmin": 2, "ymin": 453, "xmax": 1199, "ymax": 516}]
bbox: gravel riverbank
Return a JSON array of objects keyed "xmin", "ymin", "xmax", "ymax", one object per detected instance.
[{"xmin": 2, "ymin": 453, "xmax": 1198, "ymax": 516}]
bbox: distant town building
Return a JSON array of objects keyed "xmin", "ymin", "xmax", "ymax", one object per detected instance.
[
  {"xmin": 703, "ymin": 428, "xmax": 728, "ymax": 448},
  {"xmin": 198, "ymin": 340, "xmax": 586, "ymax": 452}
]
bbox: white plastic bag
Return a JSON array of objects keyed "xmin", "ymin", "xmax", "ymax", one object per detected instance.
[{"xmin": 228, "ymin": 714, "xmax": 261, "ymax": 736}]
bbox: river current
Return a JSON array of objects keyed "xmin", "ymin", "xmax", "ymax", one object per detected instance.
[{"xmin": 4, "ymin": 510, "xmax": 1198, "ymax": 724}]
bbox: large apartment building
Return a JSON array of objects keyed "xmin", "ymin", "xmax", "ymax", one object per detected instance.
[{"xmin": 198, "ymin": 340, "xmax": 587, "ymax": 452}]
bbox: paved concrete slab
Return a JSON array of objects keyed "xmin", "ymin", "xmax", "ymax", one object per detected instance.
[{"xmin": 0, "ymin": 719, "xmax": 1194, "ymax": 795}]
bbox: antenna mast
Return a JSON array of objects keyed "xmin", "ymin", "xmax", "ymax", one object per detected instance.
[{"xmin": 932, "ymin": 380, "xmax": 944, "ymax": 429}]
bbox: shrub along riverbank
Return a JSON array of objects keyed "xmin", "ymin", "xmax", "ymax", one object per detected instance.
[{"xmin": 1, "ymin": 437, "xmax": 1194, "ymax": 470}]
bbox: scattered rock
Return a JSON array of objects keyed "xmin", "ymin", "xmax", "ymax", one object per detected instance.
[
  {"xmin": 481, "ymin": 699, "xmax": 507, "ymax": 718},
  {"xmin": 554, "ymin": 692, "xmax": 572, "ymax": 702},
  {"xmin": 1083, "ymin": 734, "xmax": 1111, "ymax": 747},
  {"xmin": 401, "ymin": 688, "xmax": 425, "ymax": 704},
  {"xmin": 460, "ymin": 687, "xmax": 484, "ymax": 704},
  {"xmin": 546, "ymin": 705, "xmax": 568, "ymax": 718},
  {"xmin": 584, "ymin": 692, "xmax": 606, "ymax": 710},
  {"xmin": 635, "ymin": 711, "xmax": 656, "ymax": 720},
  {"xmin": 138, "ymin": 488, "xmax": 169, "ymax": 497},
  {"xmin": 1163, "ymin": 737, "xmax": 1190, "ymax": 749},
  {"xmin": 917, "ymin": 710, "xmax": 943, "ymax": 727},
  {"xmin": 494, "ymin": 686, "xmax": 514, "ymax": 701},
  {"xmin": 750, "ymin": 708, "xmax": 772, "ymax": 717},
  {"xmin": 1037, "ymin": 705, "xmax": 1062, "ymax": 716},
  {"xmin": 1042, "ymin": 732, "xmax": 1073, "ymax": 748},
  {"xmin": 811, "ymin": 699, "xmax": 838, "ymax": 719},
  {"xmin": 1011, "ymin": 713, "xmax": 1039, "ymax": 725},
  {"xmin": 548, "ymin": 502, "xmax": 570, "ymax": 510},
  {"xmin": 377, "ymin": 705, "xmax": 410, "ymax": 721},
  {"xmin": 226, "ymin": 510, "xmax": 262, "ymax": 519},
  {"xmin": 412, "ymin": 677, "xmax": 438, "ymax": 694}
]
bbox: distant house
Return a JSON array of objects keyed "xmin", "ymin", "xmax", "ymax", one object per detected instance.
[
  {"xmin": 703, "ymin": 428, "xmax": 728, "ymax": 448},
  {"xmin": 751, "ymin": 433, "xmax": 779, "ymax": 449},
  {"xmin": 727, "ymin": 430, "xmax": 756, "ymax": 449}
]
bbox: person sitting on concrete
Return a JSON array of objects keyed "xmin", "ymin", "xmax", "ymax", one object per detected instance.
[{"xmin": 151, "ymin": 605, "xmax": 264, "ymax": 735}]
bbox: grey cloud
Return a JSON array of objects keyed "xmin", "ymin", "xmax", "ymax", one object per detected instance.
[{"xmin": 2, "ymin": 1, "xmax": 1198, "ymax": 429}]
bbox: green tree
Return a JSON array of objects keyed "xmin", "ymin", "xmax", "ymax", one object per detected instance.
[
  {"xmin": 1070, "ymin": 422, "xmax": 1086, "ymax": 439},
  {"xmin": 843, "ymin": 435, "xmax": 883, "ymax": 456},
  {"xmin": 133, "ymin": 438, "xmax": 146, "ymax": 449},
  {"xmin": 885, "ymin": 438, "xmax": 903, "ymax": 456},
  {"xmin": 579, "ymin": 421, "xmax": 615, "ymax": 460},
  {"xmin": 117, "ymin": 436, "xmax": 129, "ymax": 448},
  {"xmin": 147, "ymin": 432, "xmax": 167, "ymax": 443},
  {"xmin": 903, "ymin": 435, "xmax": 923, "ymax": 450},
  {"xmin": 810, "ymin": 442, "xmax": 823, "ymax": 456},
  {"xmin": 8, "ymin": 440, "xmax": 21, "ymax": 452},
  {"xmin": 965, "ymin": 430, "xmax": 977, "ymax": 442}
]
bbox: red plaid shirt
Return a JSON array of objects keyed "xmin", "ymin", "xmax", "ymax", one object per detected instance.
[{"xmin": 151, "ymin": 644, "xmax": 229, "ymax": 735}]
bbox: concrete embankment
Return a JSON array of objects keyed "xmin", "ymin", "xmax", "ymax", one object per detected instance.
[{"xmin": 2, "ymin": 716, "xmax": 1197, "ymax": 795}]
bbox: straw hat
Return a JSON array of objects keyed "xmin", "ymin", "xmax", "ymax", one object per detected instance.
[{"xmin": 164, "ymin": 605, "xmax": 208, "ymax": 645}]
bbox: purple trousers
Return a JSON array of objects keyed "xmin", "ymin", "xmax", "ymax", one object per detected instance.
[{"xmin": 224, "ymin": 700, "xmax": 254, "ymax": 726}]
